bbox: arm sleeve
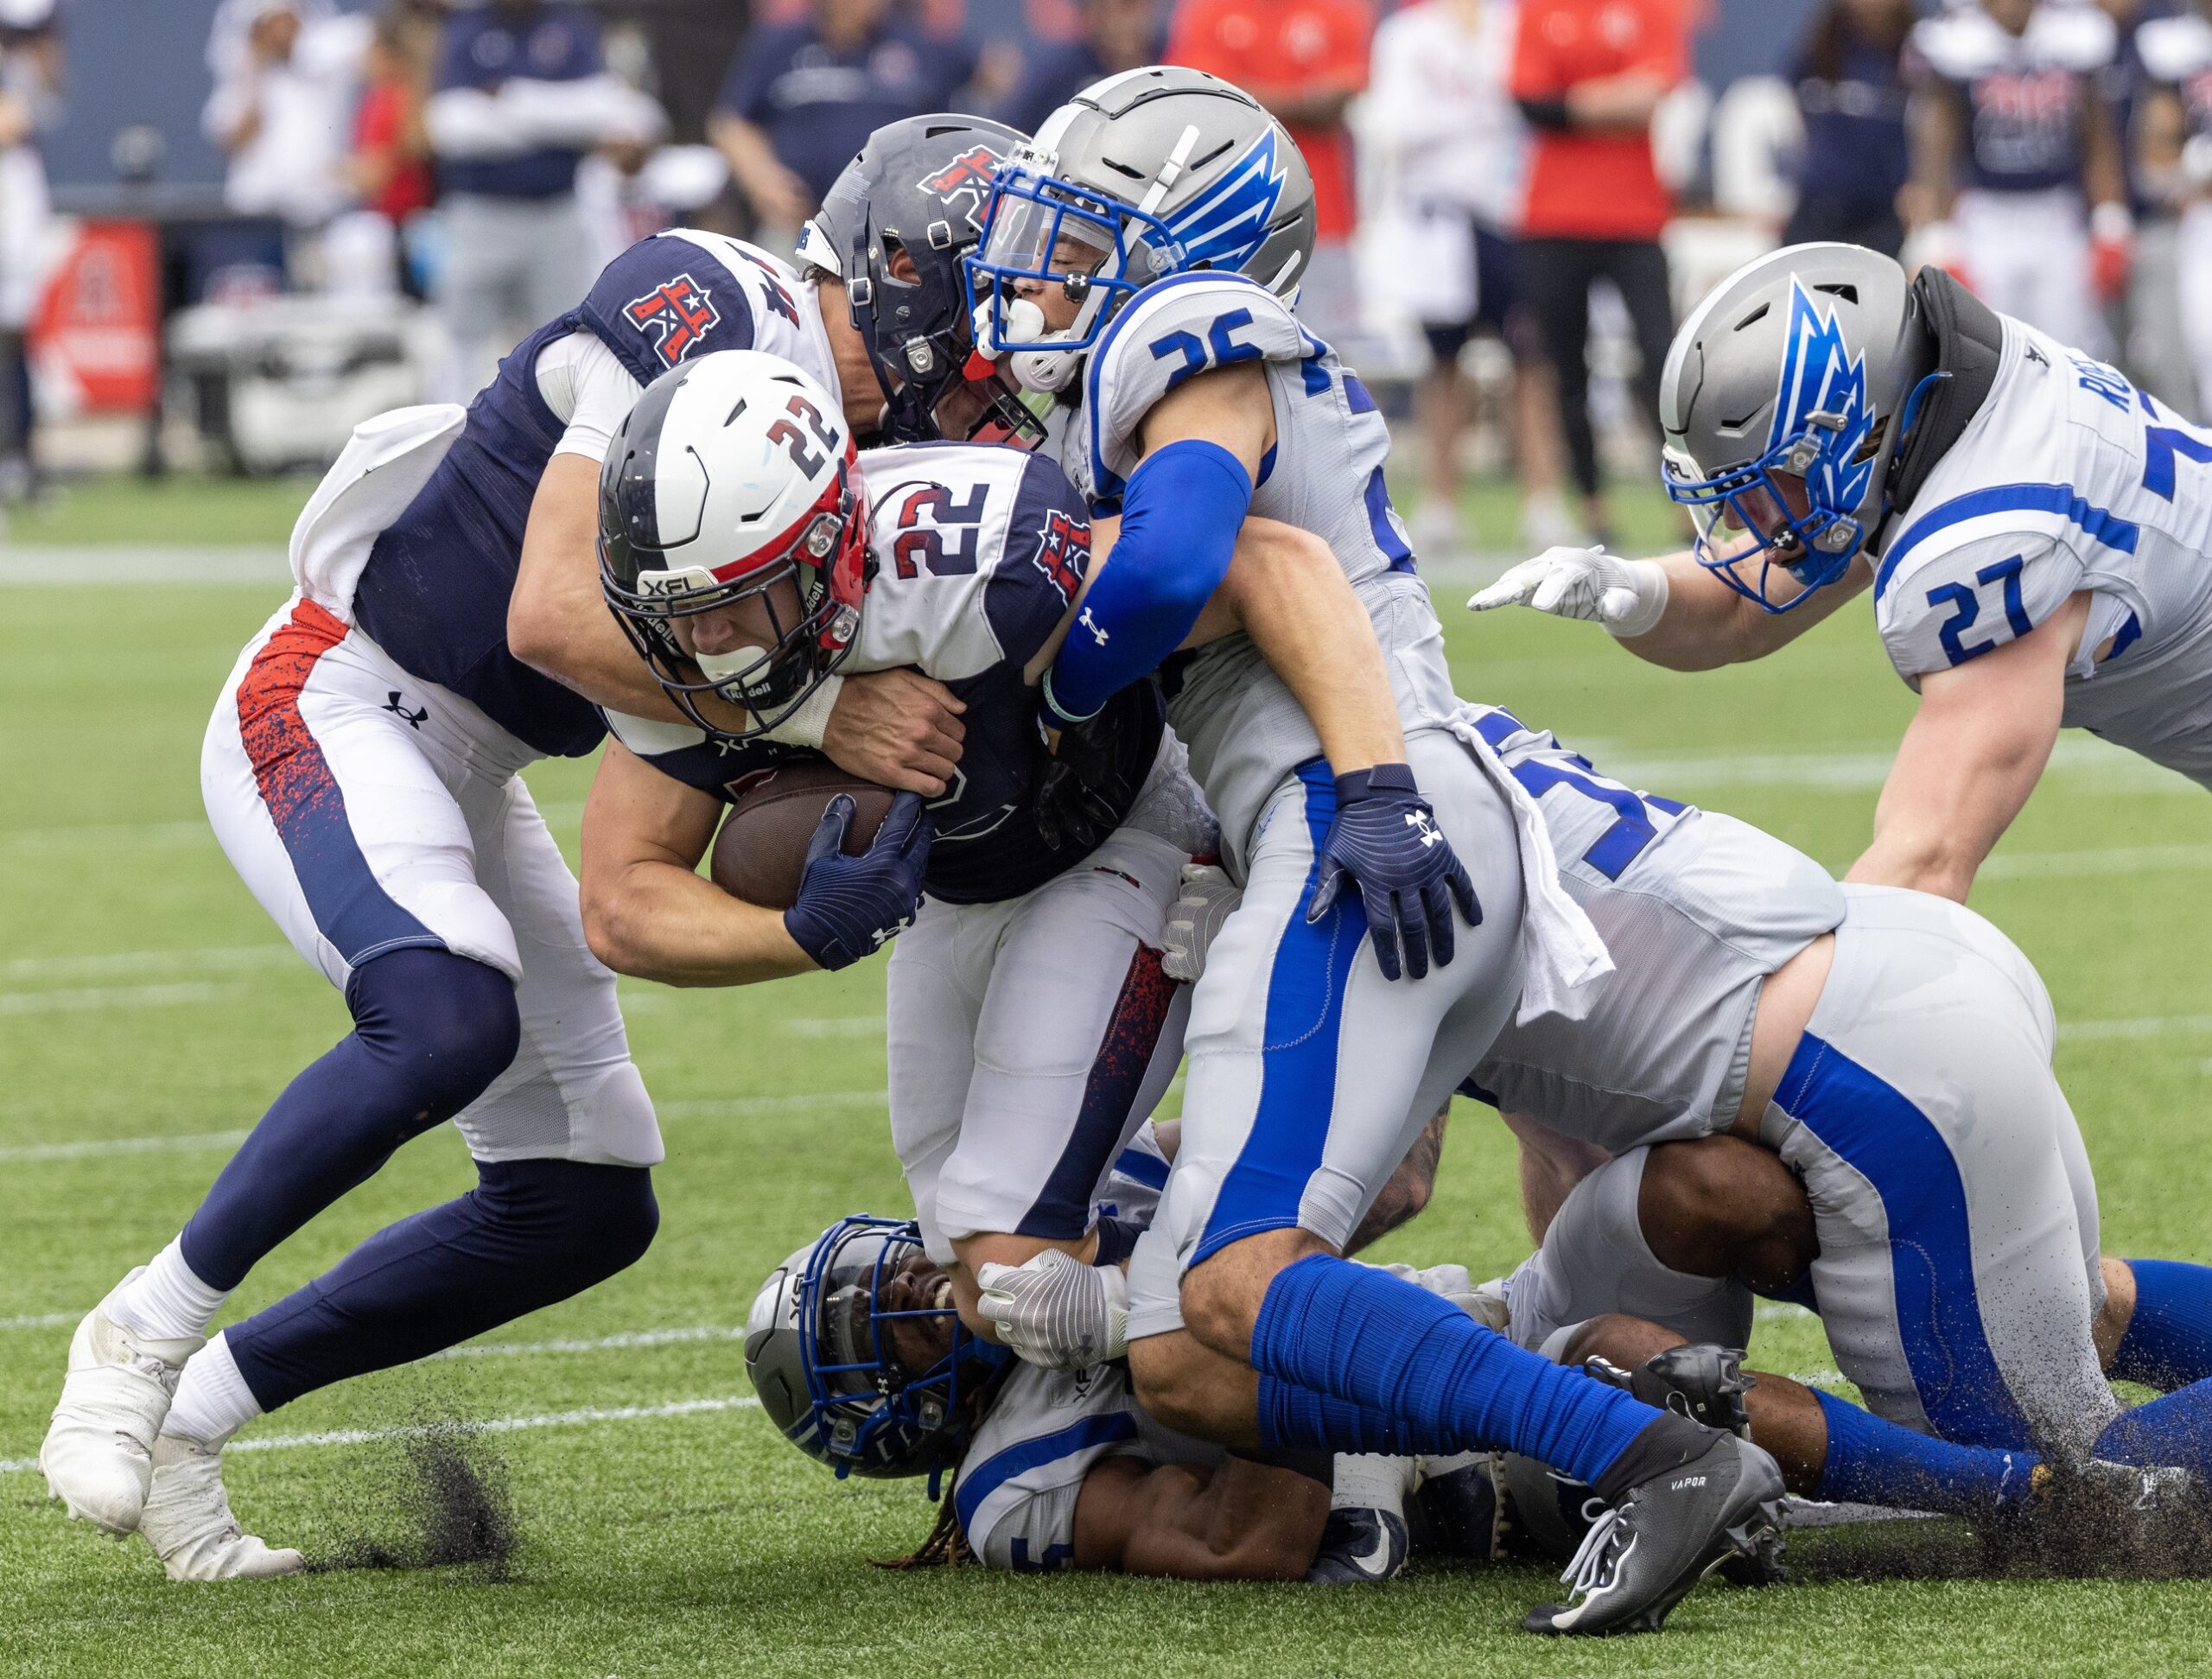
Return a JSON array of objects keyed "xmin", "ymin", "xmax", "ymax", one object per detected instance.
[
  {"xmin": 1043, "ymin": 439, "xmax": 1253, "ymax": 725},
  {"xmin": 1876, "ymin": 531, "xmax": 2085, "ymax": 681},
  {"xmin": 538, "ymin": 330, "xmax": 646, "ymax": 461}
]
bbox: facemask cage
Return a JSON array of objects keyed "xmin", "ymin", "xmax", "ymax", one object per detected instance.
[
  {"xmin": 795, "ymin": 1216, "xmax": 1000, "ymax": 1488},
  {"xmin": 1662, "ymin": 417, "xmax": 1872, "ymax": 615},
  {"xmin": 963, "ymin": 158, "xmax": 1178, "ymax": 363},
  {"xmin": 855, "ymin": 232, "xmax": 1049, "ymax": 451},
  {"xmin": 599, "ymin": 450, "xmax": 868, "ymax": 742}
]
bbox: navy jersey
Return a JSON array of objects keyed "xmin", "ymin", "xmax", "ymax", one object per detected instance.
[
  {"xmin": 434, "ymin": 2, "xmax": 604, "ymax": 199},
  {"xmin": 353, "ymin": 231, "xmax": 835, "ymax": 760},
  {"xmin": 1910, "ymin": 4, "xmax": 2116, "ymax": 194},
  {"xmin": 607, "ymin": 443, "xmax": 1165, "ymax": 906}
]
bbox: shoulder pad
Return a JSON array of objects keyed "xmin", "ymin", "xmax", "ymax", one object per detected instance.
[
  {"xmin": 1874, "ymin": 530, "xmax": 2086, "ymax": 680},
  {"xmin": 2137, "ymin": 15, "xmax": 2212, "ymax": 86},
  {"xmin": 1083, "ymin": 275, "xmax": 1306, "ymax": 499},
  {"xmin": 2031, "ymin": 3, "xmax": 2117, "ymax": 72},
  {"xmin": 1912, "ymin": 12, "xmax": 2005, "ymax": 80},
  {"xmin": 575, "ymin": 232, "xmax": 817, "ymax": 389}
]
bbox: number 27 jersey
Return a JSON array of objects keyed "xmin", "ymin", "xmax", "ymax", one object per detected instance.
[{"xmin": 1872, "ymin": 315, "xmax": 2212, "ymax": 791}]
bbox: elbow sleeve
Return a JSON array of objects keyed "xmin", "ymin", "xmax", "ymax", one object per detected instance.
[{"xmin": 1045, "ymin": 439, "xmax": 1253, "ymax": 724}]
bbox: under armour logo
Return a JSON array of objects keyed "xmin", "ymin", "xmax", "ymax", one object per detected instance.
[
  {"xmin": 1405, "ymin": 810, "xmax": 1441, "ymax": 849},
  {"xmin": 383, "ymin": 691, "xmax": 428, "ymax": 728},
  {"xmin": 1079, "ymin": 607, "xmax": 1109, "ymax": 646}
]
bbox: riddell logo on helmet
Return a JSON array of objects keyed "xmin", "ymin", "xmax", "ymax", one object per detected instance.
[
  {"xmin": 918, "ymin": 146, "xmax": 1008, "ymax": 233},
  {"xmin": 624, "ymin": 274, "xmax": 721, "ymax": 368}
]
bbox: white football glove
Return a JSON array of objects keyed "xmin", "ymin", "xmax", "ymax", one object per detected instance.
[
  {"xmin": 975, "ymin": 1249, "xmax": 1128, "ymax": 1371},
  {"xmin": 1161, "ymin": 862, "xmax": 1242, "ymax": 985},
  {"xmin": 1466, "ymin": 545, "xmax": 1670, "ymax": 639}
]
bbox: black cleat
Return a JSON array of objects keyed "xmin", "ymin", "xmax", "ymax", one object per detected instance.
[
  {"xmin": 1306, "ymin": 1505, "xmax": 1409, "ymax": 1585},
  {"xmin": 1522, "ymin": 1430, "xmax": 1787, "ymax": 1636},
  {"xmin": 1586, "ymin": 1344, "xmax": 1756, "ymax": 1434}
]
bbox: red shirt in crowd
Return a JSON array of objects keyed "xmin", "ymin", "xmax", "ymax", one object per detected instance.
[
  {"xmin": 1511, "ymin": 0, "xmax": 1686, "ymax": 242},
  {"xmin": 1167, "ymin": 0, "xmax": 1373, "ymax": 243},
  {"xmin": 354, "ymin": 79, "xmax": 434, "ymax": 223}
]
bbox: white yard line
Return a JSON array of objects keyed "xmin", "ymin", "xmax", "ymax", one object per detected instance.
[
  {"xmin": 0, "ymin": 546, "xmax": 290, "ymax": 588},
  {"xmin": 2057, "ymin": 1014, "xmax": 2212, "ymax": 1043},
  {"xmin": 1754, "ymin": 1302, "xmax": 1814, "ymax": 1323},
  {"xmin": 656, "ymin": 1090, "xmax": 888, "ymax": 1121},
  {"xmin": 0, "ymin": 820, "xmax": 213, "ymax": 855},
  {"xmin": 1602, "ymin": 734, "xmax": 2197, "ymax": 795},
  {"xmin": 0, "ymin": 982, "xmax": 244, "ymax": 1017},
  {"xmin": 0, "ymin": 946, "xmax": 296, "ymax": 984},
  {"xmin": 427, "ymin": 1326, "xmax": 744, "ymax": 1361},
  {"xmin": 0, "ymin": 1129, "xmax": 250, "ymax": 1163},
  {"xmin": 0, "ymin": 1313, "xmax": 77, "ymax": 1331},
  {"xmin": 783, "ymin": 1016, "xmax": 889, "ymax": 1039},
  {"xmin": 1978, "ymin": 844, "xmax": 2212, "ymax": 881},
  {"xmin": 0, "ymin": 1394, "xmax": 761, "ymax": 1473}
]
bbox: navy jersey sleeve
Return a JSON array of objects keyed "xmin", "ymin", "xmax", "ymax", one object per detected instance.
[
  {"xmin": 716, "ymin": 23, "xmax": 797, "ymax": 121},
  {"xmin": 982, "ymin": 450, "xmax": 1092, "ymax": 673},
  {"xmin": 572, "ymin": 235, "xmax": 758, "ymax": 387}
]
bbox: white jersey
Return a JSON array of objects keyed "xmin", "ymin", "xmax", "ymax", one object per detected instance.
[
  {"xmin": 1463, "ymin": 707, "xmax": 1847, "ymax": 1154},
  {"xmin": 1872, "ymin": 315, "xmax": 2212, "ymax": 791},
  {"xmin": 2138, "ymin": 10, "xmax": 2212, "ymax": 135},
  {"xmin": 1063, "ymin": 273, "xmax": 1460, "ymax": 873}
]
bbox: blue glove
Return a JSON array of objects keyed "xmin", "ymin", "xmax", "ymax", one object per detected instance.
[
  {"xmin": 1306, "ymin": 764, "xmax": 1481, "ymax": 982},
  {"xmin": 784, "ymin": 792, "xmax": 933, "ymax": 971}
]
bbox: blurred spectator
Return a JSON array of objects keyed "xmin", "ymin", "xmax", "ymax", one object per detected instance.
[
  {"xmin": 0, "ymin": 0, "xmax": 58, "ymax": 505},
  {"xmin": 1784, "ymin": 0, "xmax": 1916, "ymax": 256},
  {"xmin": 1904, "ymin": 0, "xmax": 2129, "ymax": 355},
  {"xmin": 1510, "ymin": 0, "xmax": 1687, "ymax": 546},
  {"xmin": 1367, "ymin": 0, "xmax": 1570, "ymax": 555},
  {"xmin": 2097, "ymin": 0, "xmax": 2193, "ymax": 410},
  {"xmin": 1001, "ymin": 0, "xmax": 1163, "ymax": 136},
  {"xmin": 2136, "ymin": 0, "xmax": 2212, "ymax": 415},
  {"xmin": 1167, "ymin": 0, "xmax": 1373, "ymax": 349},
  {"xmin": 427, "ymin": 0, "xmax": 664, "ymax": 396},
  {"xmin": 710, "ymin": 0, "xmax": 979, "ymax": 245},
  {"xmin": 335, "ymin": 9, "xmax": 435, "ymax": 298},
  {"xmin": 203, "ymin": 0, "xmax": 372, "ymax": 277}
]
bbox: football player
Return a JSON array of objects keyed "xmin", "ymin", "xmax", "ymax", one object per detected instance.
[
  {"xmin": 963, "ymin": 67, "xmax": 1787, "ymax": 1634},
  {"xmin": 37, "ymin": 116, "xmax": 1033, "ymax": 1580},
  {"xmin": 1472, "ymin": 242, "xmax": 2212, "ymax": 903},
  {"xmin": 2135, "ymin": 0, "xmax": 2212, "ymax": 418}
]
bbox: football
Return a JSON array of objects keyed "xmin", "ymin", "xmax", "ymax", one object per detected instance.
[{"xmin": 709, "ymin": 760, "xmax": 898, "ymax": 910}]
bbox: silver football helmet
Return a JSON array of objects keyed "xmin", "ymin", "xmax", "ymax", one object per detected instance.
[
  {"xmin": 1659, "ymin": 242, "xmax": 1922, "ymax": 612},
  {"xmin": 964, "ymin": 65, "xmax": 1317, "ymax": 393}
]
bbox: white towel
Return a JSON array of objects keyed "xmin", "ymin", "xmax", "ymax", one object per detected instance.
[
  {"xmin": 289, "ymin": 403, "xmax": 467, "ymax": 620},
  {"xmin": 1442, "ymin": 703, "xmax": 1617, "ymax": 1026}
]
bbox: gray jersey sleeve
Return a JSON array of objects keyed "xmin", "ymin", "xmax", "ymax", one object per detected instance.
[{"xmin": 1876, "ymin": 530, "xmax": 2083, "ymax": 684}]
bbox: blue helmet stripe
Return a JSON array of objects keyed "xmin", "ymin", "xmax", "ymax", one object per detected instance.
[{"xmin": 1166, "ymin": 127, "xmax": 1286, "ymax": 273}]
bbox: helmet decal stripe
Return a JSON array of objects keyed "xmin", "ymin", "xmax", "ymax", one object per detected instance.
[
  {"xmin": 1164, "ymin": 126, "xmax": 1287, "ymax": 273},
  {"xmin": 1770, "ymin": 280, "xmax": 1877, "ymax": 518}
]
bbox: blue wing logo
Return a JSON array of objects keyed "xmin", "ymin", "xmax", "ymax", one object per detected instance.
[
  {"xmin": 1770, "ymin": 279, "xmax": 1877, "ymax": 513},
  {"xmin": 1163, "ymin": 126, "xmax": 1287, "ymax": 276}
]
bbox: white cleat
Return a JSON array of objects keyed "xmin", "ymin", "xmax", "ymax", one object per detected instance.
[
  {"xmin": 141, "ymin": 1432, "xmax": 305, "ymax": 1582},
  {"xmin": 39, "ymin": 1269, "xmax": 203, "ymax": 1536}
]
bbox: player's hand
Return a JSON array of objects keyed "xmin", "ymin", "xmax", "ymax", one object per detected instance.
[
  {"xmin": 1466, "ymin": 545, "xmax": 1669, "ymax": 638},
  {"xmin": 782, "ymin": 792, "xmax": 933, "ymax": 971},
  {"xmin": 1307, "ymin": 764, "xmax": 1481, "ymax": 982},
  {"xmin": 975, "ymin": 1250, "xmax": 1128, "ymax": 1371},
  {"xmin": 1161, "ymin": 862, "xmax": 1241, "ymax": 984},
  {"xmin": 2092, "ymin": 203, "xmax": 2135, "ymax": 305},
  {"xmin": 823, "ymin": 669, "xmax": 965, "ymax": 798},
  {"xmin": 1035, "ymin": 707, "xmax": 1136, "ymax": 854}
]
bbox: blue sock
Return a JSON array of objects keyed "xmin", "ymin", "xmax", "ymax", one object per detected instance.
[
  {"xmin": 1814, "ymin": 1390, "xmax": 2039, "ymax": 1518},
  {"xmin": 227, "ymin": 1158, "xmax": 657, "ymax": 1411},
  {"xmin": 2111, "ymin": 1260, "xmax": 2212, "ymax": 1390},
  {"xmin": 180, "ymin": 948, "xmax": 519, "ymax": 1291},
  {"xmin": 2093, "ymin": 1377, "xmax": 2212, "ymax": 1479},
  {"xmin": 1249, "ymin": 1253, "xmax": 1659, "ymax": 1488}
]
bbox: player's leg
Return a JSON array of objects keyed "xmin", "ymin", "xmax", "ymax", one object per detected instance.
[
  {"xmin": 886, "ymin": 898, "xmax": 990, "ymax": 1266},
  {"xmin": 938, "ymin": 826, "xmax": 1190, "ymax": 1336},
  {"xmin": 1518, "ymin": 238, "xmax": 1604, "ymax": 529},
  {"xmin": 1762, "ymin": 891, "xmax": 2115, "ymax": 1456},
  {"xmin": 41, "ymin": 603, "xmax": 527, "ymax": 1540}
]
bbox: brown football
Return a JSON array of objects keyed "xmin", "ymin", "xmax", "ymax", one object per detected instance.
[{"xmin": 709, "ymin": 760, "xmax": 898, "ymax": 910}]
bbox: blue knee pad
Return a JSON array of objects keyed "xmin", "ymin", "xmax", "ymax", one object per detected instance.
[
  {"xmin": 182, "ymin": 948, "xmax": 520, "ymax": 1290},
  {"xmin": 230, "ymin": 1157, "xmax": 658, "ymax": 1412}
]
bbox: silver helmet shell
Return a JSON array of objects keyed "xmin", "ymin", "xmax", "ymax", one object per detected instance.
[
  {"xmin": 1659, "ymin": 242, "xmax": 1918, "ymax": 612},
  {"xmin": 965, "ymin": 65, "xmax": 1317, "ymax": 393}
]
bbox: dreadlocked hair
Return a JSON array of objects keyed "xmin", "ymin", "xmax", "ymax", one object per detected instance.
[{"xmin": 871, "ymin": 1473, "xmax": 975, "ymax": 1570}]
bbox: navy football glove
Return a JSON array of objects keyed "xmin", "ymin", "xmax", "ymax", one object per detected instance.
[
  {"xmin": 1306, "ymin": 764, "xmax": 1481, "ymax": 982},
  {"xmin": 1036, "ymin": 708, "xmax": 1138, "ymax": 855},
  {"xmin": 784, "ymin": 792, "xmax": 933, "ymax": 971}
]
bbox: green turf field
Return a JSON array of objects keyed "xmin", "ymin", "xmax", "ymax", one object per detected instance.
[{"xmin": 3, "ymin": 486, "xmax": 2209, "ymax": 1676}]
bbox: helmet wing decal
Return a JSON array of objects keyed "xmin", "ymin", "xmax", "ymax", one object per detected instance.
[
  {"xmin": 1770, "ymin": 280, "xmax": 1878, "ymax": 521},
  {"xmin": 1163, "ymin": 125, "xmax": 1287, "ymax": 274}
]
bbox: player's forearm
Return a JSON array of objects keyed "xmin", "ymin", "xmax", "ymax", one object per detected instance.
[
  {"xmin": 2082, "ymin": 91, "xmax": 2130, "ymax": 213},
  {"xmin": 1564, "ymin": 69, "xmax": 1669, "ymax": 133},
  {"xmin": 1214, "ymin": 521, "xmax": 1405, "ymax": 775},
  {"xmin": 1610, "ymin": 550, "xmax": 1796, "ymax": 670},
  {"xmin": 582, "ymin": 860, "xmax": 815, "ymax": 986}
]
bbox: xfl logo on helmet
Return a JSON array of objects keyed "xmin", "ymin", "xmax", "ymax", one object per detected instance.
[
  {"xmin": 918, "ymin": 146, "xmax": 1008, "ymax": 234},
  {"xmin": 624, "ymin": 273, "xmax": 721, "ymax": 368},
  {"xmin": 1033, "ymin": 508, "xmax": 1090, "ymax": 604}
]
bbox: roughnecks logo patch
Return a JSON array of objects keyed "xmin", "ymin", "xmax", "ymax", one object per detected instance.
[
  {"xmin": 624, "ymin": 274, "xmax": 721, "ymax": 368},
  {"xmin": 918, "ymin": 145, "xmax": 1010, "ymax": 235}
]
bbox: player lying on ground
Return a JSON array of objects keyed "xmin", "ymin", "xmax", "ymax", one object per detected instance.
[
  {"xmin": 1498, "ymin": 1130, "xmax": 2212, "ymax": 1549},
  {"xmin": 581, "ymin": 342, "xmax": 1463, "ymax": 1351},
  {"xmin": 745, "ymin": 1123, "xmax": 1494, "ymax": 1582},
  {"xmin": 35, "ymin": 118, "xmax": 1018, "ymax": 1580},
  {"xmin": 1471, "ymin": 242, "xmax": 2212, "ymax": 904},
  {"xmin": 965, "ymin": 66, "xmax": 1784, "ymax": 1635}
]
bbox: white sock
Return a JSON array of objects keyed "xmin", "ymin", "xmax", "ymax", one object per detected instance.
[
  {"xmin": 162, "ymin": 1332, "xmax": 263, "ymax": 1446},
  {"xmin": 1331, "ymin": 1453, "xmax": 1416, "ymax": 1517},
  {"xmin": 108, "ymin": 1237, "xmax": 231, "ymax": 1345}
]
